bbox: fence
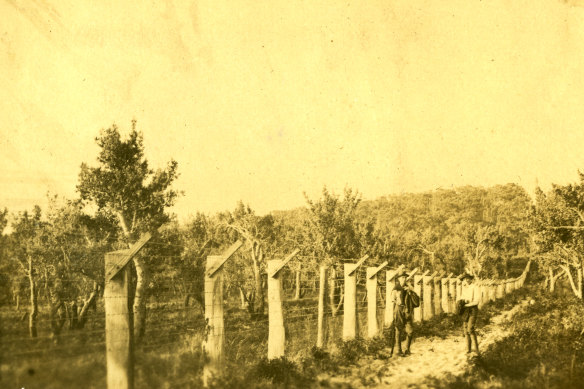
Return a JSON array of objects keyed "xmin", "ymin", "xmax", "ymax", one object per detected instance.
[{"xmin": 0, "ymin": 237, "xmax": 531, "ymax": 388}]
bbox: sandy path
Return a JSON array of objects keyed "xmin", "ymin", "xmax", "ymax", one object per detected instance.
[{"xmin": 324, "ymin": 300, "xmax": 529, "ymax": 388}]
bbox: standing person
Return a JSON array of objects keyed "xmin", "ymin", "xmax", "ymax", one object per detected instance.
[
  {"xmin": 459, "ymin": 273, "xmax": 480, "ymax": 355},
  {"xmin": 389, "ymin": 271, "xmax": 419, "ymax": 357}
]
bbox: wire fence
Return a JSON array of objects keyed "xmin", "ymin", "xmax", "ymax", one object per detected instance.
[{"xmin": 0, "ymin": 241, "xmax": 531, "ymax": 388}]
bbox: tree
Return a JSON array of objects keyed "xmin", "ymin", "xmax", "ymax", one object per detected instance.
[
  {"xmin": 219, "ymin": 201, "xmax": 278, "ymax": 317},
  {"xmin": 533, "ymin": 176, "xmax": 584, "ymax": 299},
  {"xmin": 304, "ymin": 186, "xmax": 363, "ymax": 316},
  {"xmin": 77, "ymin": 121, "xmax": 180, "ymax": 339},
  {"xmin": 9, "ymin": 206, "xmax": 47, "ymax": 337}
]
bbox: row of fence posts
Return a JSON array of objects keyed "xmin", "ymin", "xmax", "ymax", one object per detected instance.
[{"xmin": 103, "ymin": 239, "xmax": 531, "ymax": 388}]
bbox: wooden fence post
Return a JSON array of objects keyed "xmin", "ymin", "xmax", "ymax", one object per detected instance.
[
  {"xmin": 448, "ymin": 277, "xmax": 457, "ymax": 312},
  {"xmin": 477, "ymin": 281, "xmax": 486, "ymax": 308},
  {"xmin": 203, "ymin": 255, "xmax": 225, "ymax": 384},
  {"xmin": 268, "ymin": 260, "xmax": 285, "ymax": 359},
  {"xmin": 423, "ymin": 274, "xmax": 434, "ymax": 320},
  {"xmin": 433, "ymin": 274, "xmax": 443, "ymax": 316},
  {"xmin": 505, "ymin": 279, "xmax": 512, "ymax": 295},
  {"xmin": 456, "ymin": 278, "xmax": 463, "ymax": 303},
  {"xmin": 441, "ymin": 278, "xmax": 450, "ymax": 313},
  {"xmin": 488, "ymin": 281, "xmax": 496, "ymax": 302},
  {"xmin": 343, "ymin": 256, "xmax": 368, "ymax": 340},
  {"xmin": 317, "ymin": 266, "xmax": 328, "ymax": 348},
  {"xmin": 343, "ymin": 263, "xmax": 358, "ymax": 340},
  {"xmin": 105, "ymin": 251, "xmax": 134, "ymax": 389},
  {"xmin": 366, "ymin": 267, "xmax": 379, "ymax": 338},
  {"xmin": 267, "ymin": 249, "xmax": 299, "ymax": 359},
  {"xmin": 496, "ymin": 282, "xmax": 504, "ymax": 299},
  {"xmin": 413, "ymin": 275, "xmax": 423, "ymax": 322},
  {"xmin": 202, "ymin": 241, "xmax": 242, "ymax": 385},
  {"xmin": 366, "ymin": 262, "xmax": 387, "ymax": 338}
]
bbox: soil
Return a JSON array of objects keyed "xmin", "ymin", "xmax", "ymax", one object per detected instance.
[{"xmin": 322, "ymin": 300, "xmax": 529, "ymax": 388}]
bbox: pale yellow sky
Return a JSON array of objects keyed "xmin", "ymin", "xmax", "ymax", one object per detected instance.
[{"xmin": 2, "ymin": 0, "xmax": 584, "ymax": 217}]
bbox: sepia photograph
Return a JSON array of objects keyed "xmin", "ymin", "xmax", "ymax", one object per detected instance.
[{"xmin": 2, "ymin": 1, "xmax": 584, "ymax": 388}]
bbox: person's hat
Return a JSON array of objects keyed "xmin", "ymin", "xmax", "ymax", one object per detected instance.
[
  {"xmin": 460, "ymin": 273, "xmax": 475, "ymax": 281},
  {"xmin": 397, "ymin": 270, "xmax": 409, "ymax": 278}
]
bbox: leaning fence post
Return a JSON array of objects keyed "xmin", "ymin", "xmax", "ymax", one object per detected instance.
[
  {"xmin": 268, "ymin": 249, "xmax": 299, "ymax": 359},
  {"xmin": 105, "ymin": 250, "xmax": 134, "ymax": 389},
  {"xmin": 367, "ymin": 262, "xmax": 387, "ymax": 338},
  {"xmin": 202, "ymin": 241, "xmax": 242, "ymax": 385},
  {"xmin": 317, "ymin": 265, "xmax": 328, "ymax": 348},
  {"xmin": 343, "ymin": 255, "xmax": 369, "ymax": 340}
]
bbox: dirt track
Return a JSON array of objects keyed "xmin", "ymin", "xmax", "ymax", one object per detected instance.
[{"xmin": 323, "ymin": 301, "xmax": 529, "ymax": 388}]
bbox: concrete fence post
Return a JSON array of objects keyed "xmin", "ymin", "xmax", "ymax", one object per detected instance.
[
  {"xmin": 366, "ymin": 267, "xmax": 379, "ymax": 338},
  {"xmin": 317, "ymin": 266, "xmax": 328, "ymax": 348},
  {"xmin": 268, "ymin": 260, "xmax": 286, "ymax": 359},
  {"xmin": 105, "ymin": 251, "xmax": 134, "ymax": 389},
  {"xmin": 343, "ymin": 263, "xmax": 358, "ymax": 340},
  {"xmin": 413, "ymin": 275, "xmax": 423, "ymax": 322}
]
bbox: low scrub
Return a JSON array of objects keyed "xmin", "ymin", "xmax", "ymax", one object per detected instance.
[{"xmin": 433, "ymin": 287, "xmax": 584, "ymax": 388}]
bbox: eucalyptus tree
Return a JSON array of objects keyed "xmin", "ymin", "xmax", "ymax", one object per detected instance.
[
  {"xmin": 533, "ymin": 175, "xmax": 584, "ymax": 298},
  {"xmin": 77, "ymin": 120, "xmax": 180, "ymax": 339}
]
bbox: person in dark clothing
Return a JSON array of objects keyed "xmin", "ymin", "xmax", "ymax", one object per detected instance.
[{"xmin": 389, "ymin": 271, "xmax": 419, "ymax": 357}]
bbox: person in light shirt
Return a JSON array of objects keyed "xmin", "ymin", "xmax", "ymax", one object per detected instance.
[{"xmin": 460, "ymin": 273, "xmax": 480, "ymax": 355}]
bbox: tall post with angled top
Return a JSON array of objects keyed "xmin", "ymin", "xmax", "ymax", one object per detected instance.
[
  {"xmin": 202, "ymin": 241, "xmax": 242, "ymax": 385},
  {"xmin": 423, "ymin": 273, "xmax": 434, "ymax": 320},
  {"xmin": 267, "ymin": 249, "xmax": 299, "ymax": 359},
  {"xmin": 268, "ymin": 259, "xmax": 285, "ymax": 359},
  {"xmin": 317, "ymin": 265, "xmax": 328, "ymax": 348},
  {"xmin": 433, "ymin": 273, "xmax": 443, "ymax": 316},
  {"xmin": 366, "ymin": 262, "xmax": 387, "ymax": 338},
  {"xmin": 105, "ymin": 250, "xmax": 134, "ymax": 389},
  {"xmin": 441, "ymin": 277, "xmax": 450, "ymax": 313},
  {"xmin": 413, "ymin": 275, "xmax": 423, "ymax": 322},
  {"xmin": 343, "ymin": 255, "xmax": 368, "ymax": 340}
]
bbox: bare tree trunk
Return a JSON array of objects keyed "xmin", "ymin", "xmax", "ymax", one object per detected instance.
[
  {"xmin": 239, "ymin": 289, "xmax": 248, "ymax": 309},
  {"xmin": 117, "ymin": 211, "xmax": 149, "ymax": 340},
  {"xmin": 69, "ymin": 301, "xmax": 78, "ymax": 329},
  {"xmin": 549, "ymin": 268, "xmax": 556, "ymax": 293},
  {"xmin": 50, "ymin": 300, "xmax": 66, "ymax": 337},
  {"xmin": 28, "ymin": 259, "xmax": 37, "ymax": 338},
  {"xmin": 133, "ymin": 256, "xmax": 148, "ymax": 340},
  {"xmin": 250, "ymin": 244, "xmax": 265, "ymax": 316},
  {"xmin": 560, "ymin": 265, "xmax": 582, "ymax": 299},
  {"xmin": 578, "ymin": 263, "xmax": 583, "ymax": 299},
  {"xmin": 294, "ymin": 270, "xmax": 301, "ymax": 300},
  {"xmin": 77, "ymin": 282, "xmax": 99, "ymax": 329}
]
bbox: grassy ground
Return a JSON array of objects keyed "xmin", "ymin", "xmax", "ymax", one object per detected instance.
[
  {"xmin": 6, "ymin": 282, "xmax": 579, "ymax": 388},
  {"xmin": 426, "ymin": 284, "xmax": 584, "ymax": 389}
]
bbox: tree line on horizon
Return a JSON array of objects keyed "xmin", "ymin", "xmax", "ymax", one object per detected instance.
[{"xmin": 0, "ymin": 121, "xmax": 582, "ymax": 342}]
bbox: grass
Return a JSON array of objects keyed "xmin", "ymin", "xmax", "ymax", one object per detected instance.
[
  {"xmin": 426, "ymin": 284, "xmax": 584, "ymax": 389},
  {"xmin": 7, "ymin": 282, "xmax": 573, "ymax": 389}
]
